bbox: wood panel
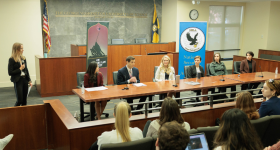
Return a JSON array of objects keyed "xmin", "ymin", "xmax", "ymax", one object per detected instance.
[
  {"xmin": 205, "ymin": 50, "xmax": 214, "ymax": 73},
  {"xmin": 71, "ymin": 45, "xmax": 79, "ymax": 56},
  {"xmin": 258, "ymin": 49, "xmax": 280, "ymax": 58},
  {"xmin": 78, "ymin": 46, "xmax": 87, "ymax": 55},
  {"xmin": 232, "ymin": 55, "xmax": 280, "ymax": 74},
  {"xmin": 140, "ymin": 43, "xmax": 169, "ymax": 55},
  {"xmin": 39, "ymin": 57, "xmax": 87, "ymax": 97},
  {"xmin": 168, "ymin": 42, "xmax": 176, "ymax": 52},
  {"xmin": 0, "ymin": 105, "xmax": 47, "ymax": 150}
]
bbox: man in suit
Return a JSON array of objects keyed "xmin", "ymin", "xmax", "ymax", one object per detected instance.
[{"xmin": 117, "ymin": 56, "xmax": 147, "ymax": 111}]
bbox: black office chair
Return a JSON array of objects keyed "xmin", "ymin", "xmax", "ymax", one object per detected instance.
[
  {"xmin": 76, "ymin": 72, "xmax": 109, "ymax": 120},
  {"xmin": 233, "ymin": 61, "xmax": 241, "ymax": 74},
  {"xmin": 206, "ymin": 63, "xmax": 212, "ymax": 76},
  {"xmin": 113, "ymin": 71, "xmax": 118, "ymax": 85},
  {"xmin": 184, "ymin": 66, "xmax": 189, "ymax": 79}
]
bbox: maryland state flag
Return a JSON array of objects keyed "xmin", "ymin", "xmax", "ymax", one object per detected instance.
[{"xmin": 152, "ymin": 3, "xmax": 160, "ymax": 43}]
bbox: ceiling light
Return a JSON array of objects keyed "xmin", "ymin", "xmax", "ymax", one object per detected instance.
[
  {"xmin": 192, "ymin": 0, "xmax": 195, "ymax": 5},
  {"xmin": 197, "ymin": 0, "xmax": 200, "ymax": 4}
]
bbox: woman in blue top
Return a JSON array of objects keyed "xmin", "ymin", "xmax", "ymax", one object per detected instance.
[{"xmin": 259, "ymin": 79, "xmax": 280, "ymax": 117}]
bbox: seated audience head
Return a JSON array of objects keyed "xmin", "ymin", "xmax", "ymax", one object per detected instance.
[
  {"xmin": 212, "ymin": 53, "xmax": 221, "ymax": 63},
  {"xmin": 214, "ymin": 108, "xmax": 263, "ymax": 150},
  {"xmin": 113, "ymin": 101, "xmax": 132, "ymax": 142},
  {"xmin": 246, "ymin": 51, "xmax": 254, "ymax": 61},
  {"xmin": 262, "ymin": 79, "xmax": 280, "ymax": 100},
  {"xmin": 156, "ymin": 121, "xmax": 190, "ymax": 150},
  {"xmin": 235, "ymin": 91, "xmax": 260, "ymax": 120},
  {"xmin": 159, "ymin": 97, "xmax": 185, "ymax": 126},
  {"xmin": 194, "ymin": 56, "xmax": 201, "ymax": 66},
  {"xmin": 126, "ymin": 56, "xmax": 135, "ymax": 69}
]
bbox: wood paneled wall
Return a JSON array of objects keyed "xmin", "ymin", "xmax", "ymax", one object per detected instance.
[
  {"xmin": 71, "ymin": 44, "xmax": 86, "ymax": 56},
  {"xmin": 0, "ymin": 105, "xmax": 47, "ymax": 150},
  {"xmin": 258, "ymin": 49, "xmax": 280, "ymax": 58},
  {"xmin": 232, "ymin": 55, "xmax": 280, "ymax": 73}
]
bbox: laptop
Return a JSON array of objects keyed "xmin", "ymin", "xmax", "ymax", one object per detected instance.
[{"xmin": 185, "ymin": 133, "xmax": 210, "ymax": 150}]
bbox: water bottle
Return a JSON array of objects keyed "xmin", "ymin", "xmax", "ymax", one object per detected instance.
[
  {"xmin": 81, "ymin": 81, "xmax": 85, "ymax": 94},
  {"xmin": 276, "ymin": 67, "xmax": 278, "ymax": 75}
]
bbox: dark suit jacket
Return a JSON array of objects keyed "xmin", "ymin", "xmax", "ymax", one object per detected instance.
[
  {"xmin": 8, "ymin": 57, "xmax": 31, "ymax": 83},
  {"xmin": 259, "ymin": 96, "xmax": 280, "ymax": 117},
  {"xmin": 187, "ymin": 65, "xmax": 205, "ymax": 78},
  {"xmin": 240, "ymin": 59, "xmax": 256, "ymax": 73},
  {"xmin": 84, "ymin": 72, "xmax": 103, "ymax": 88},
  {"xmin": 117, "ymin": 66, "xmax": 140, "ymax": 85}
]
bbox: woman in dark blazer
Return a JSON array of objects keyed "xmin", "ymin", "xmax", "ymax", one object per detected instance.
[
  {"xmin": 8, "ymin": 43, "xmax": 32, "ymax": 106},
  {"xmin": 259, "ymin": 79, "xmax": 280, "ymax": 117},
  {"xmin": 84, "ymin": 61, "xmax": 107, "ymax": 120},
  {"xmin": 240, "ymin": 51, "xmax": 260, "ymax": 92}
]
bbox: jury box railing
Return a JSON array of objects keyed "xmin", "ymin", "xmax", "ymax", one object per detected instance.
[{"xmin": 130, "ymin": 88, "xmax": 264, "ymax": 117}]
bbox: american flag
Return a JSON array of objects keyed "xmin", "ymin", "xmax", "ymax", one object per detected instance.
[{"xmin": 43, "ymin": 0, "xmax": 51, "ymax": 52}]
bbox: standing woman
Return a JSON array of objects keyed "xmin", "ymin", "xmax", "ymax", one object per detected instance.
[
  {"xmin": 8, "ymin": 43, "xmax": 32, "ymax": 106},
  {"xmin": 155, "ymin": 55, "xmax": 176, "ymax": 97},
  {"xmin": 84, "ymin": 61, "xmax": 107, "ymax": 120},
  {"xmin": 240, "ymin": 51, "xmax": 260, "ymax": 92},
  {"xmin": 209, "ymin": 53, "xmax": 236, "ymax": 98}
]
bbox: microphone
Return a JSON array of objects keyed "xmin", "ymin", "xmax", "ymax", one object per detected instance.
[
  {"xmin": 145, "ymin": 48, "xmax": 147, "ymax": 55},
  {"xmin": 258, "ymin": 65, "xmax": 264, "ymax": 77},
  {"xmin": 220, "ymin": 74, "xmax": 225, "ymax": 81},
  {"xmin": 124, "ymin": 75, "xmax": 129, "ymax": 90}
]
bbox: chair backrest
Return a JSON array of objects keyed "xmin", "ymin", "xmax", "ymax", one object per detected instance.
[
  {"xmin": 113, "ymin": 71, "xmax": 118, "ymax": 85},
  {"xmin": 260, "ymin": 54, "xmax": 272, "ymax": 59},
  {"xmin": 100, "ymin": 137, "xmax": 154, "ymax": 150},
  {"xmin": 233, "ymin": 61, "xmax": 241, "ymax": 74},
  {"xmin": 206, "ymin": 63, "xmax": 211, "ymax": 76},
  {"xmin": 143, "ymin": 120, "xmax": 152, "ymax": 138},
  {"xmin": 76, "ymin": 72, "xmax": 86, "ymax": 88},
  {"xmin": 197, "ymin": 126, "xmax": 219, "ymax": 150},
  {"xmin": 188, "ymin": 129, "xmax": 198, "ymax": 135},
  {"xmin": 250, "ymin": 116, "xmax": 271, "ymax": 145},
  {"xmin": 271, "ymin": 55, "xmax": 280, "ymax": 61},
  {"xmin": 262, "ymin": 115, "xmax": 280, "ymax": 147},
  {"xmin": 184, "ymin": 66, "xmax": 189, "ymax": 79},
  {"xmin": 154, "ymin": 66, "xmax": 159, "ymax": 79},
  {"xmin": 112, "ymin": 39, "xmax": 124, "ymax": 44},
  {"xmin": 135, "ymin": 38, "xmax": 147, "ymax": 44}
]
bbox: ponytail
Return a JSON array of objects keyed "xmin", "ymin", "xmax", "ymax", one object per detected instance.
[{"xmin": 114, "ymin": 101, "xmax": 131, "ymax": 142}]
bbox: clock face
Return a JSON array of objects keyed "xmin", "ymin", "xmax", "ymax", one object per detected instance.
[{"xmin": 190, "ymin": 9, "xmax": 199, "ymax": 20}]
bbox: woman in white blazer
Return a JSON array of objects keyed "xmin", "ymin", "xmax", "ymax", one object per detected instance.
[{"xmin": 155, "ymin": 55, "xmax": 176, "ymax": 97}]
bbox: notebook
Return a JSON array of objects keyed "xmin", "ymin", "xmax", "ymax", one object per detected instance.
[{"xmin": 185, "ymin": 133, "xmax": 209, "ymax": 150}]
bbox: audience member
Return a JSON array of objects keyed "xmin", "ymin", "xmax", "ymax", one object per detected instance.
[
  {"xmin": 155, "ymin": 55, "xmax": 176, "ymax": 97},
  {"xmin": 84, "ymin": 61, "xmax": 107, "ymax": 120},
  {"xmin": 213, "ymin": 108, "xmax": 263, "ymax": 150},
  {"xmin": 117, "ymin": 56, "xmax": 147, "ymax": 111},
  {"xmin": 235, "ymin": 91, "xmax": 260, "ymax": 120},
  {"xmin": 156, "ymin": 121, "xmax": 190, "ymax": 150},
  {"xmin": 96, "ymin": 101, "xmax": 143, "ymax": 150},
  {"xmin": 259, "ymin": 79, "xmax": 280, "ymax": 117},
  {"xmin": 210, "ymin": 53, "xmax": 236, "ymax": 99},
  {"xmin": 240, "ymin": 51, "xmax": 261, "ymax": 93},
  {"xmin": 146, "ymin": 97, "xmax": 190, "ymax": 137}
]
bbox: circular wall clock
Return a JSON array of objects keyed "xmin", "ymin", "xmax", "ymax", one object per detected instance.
[{"xmin": 189, "ymin": 9, "xmax": 199, "ymax": 20}]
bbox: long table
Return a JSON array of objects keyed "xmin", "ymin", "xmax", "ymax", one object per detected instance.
[{"xmin": 72, "ymin": 72, "xmax": 279, "ymax": 122}]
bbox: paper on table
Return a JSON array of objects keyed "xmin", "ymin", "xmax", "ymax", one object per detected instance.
[
  {"xmin": 132, "ymin": 83, "xmax": 147, "ymax": 87},
  {"xmin": 185, "ymin": 81, "xmax": 200, "ymax": 85},
  {"xmin": 85, "ymin": 86, "xmax": 108, "ymax": 92},
  {"xmin": 27, "ymin": 85, "xmax": 32, "ymax": 97}
]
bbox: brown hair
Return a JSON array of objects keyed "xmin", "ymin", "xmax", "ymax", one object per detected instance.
[
  {"xmin": 265, "ymin": 79, "xmax": 280, "ymax": 96},
  {"xmin": 235, "ymin": 91, "xmax": 260, "ymax": 120},
  {"xmin": 158, "ymin": 121, "xmax": 190, "ymax": 150},
  {"xmin": 126, "ymin": 56, "xmax": 135, "ymax": 62},
  {"xmin": 194, "ymin": 56, "xmax": 201, "ymax": 61},
  {"xmin": 246, "ymin": 51, "xmax": 254, "ymax": 57},
  {"xmin": 212, "ymin": 53, "xmax": 221, "ymax": 63},
  {"xmin": 213, "ymin": 108, "xmax": 263, "ymax": 150},
  {"xmin": 114, "ymin": 101, "xmax": 132, "ymax": 142},
  {"xmin": 158, "ymin": 97, "xmax": 185, "ymax": 126},
  {"xmin": 11, "ymin": 42, "xmax": 25, "ymax": 62}
]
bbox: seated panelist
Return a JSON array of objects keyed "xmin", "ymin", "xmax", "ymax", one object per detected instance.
[
  {"xmin": 84, "ymin": 61, "xmax": 107, "ymax": 120},
  {"xmin": 155, "ymin": 55, "xmax": 176, "ymax": 98},
  {"xmin": 117, "ymin": 56, "xmax": 147, "ymax": 111},
  {"xmin": 210, "ymin": 53, "xmax": 236, "ymax": 98},
  {"xmin": 240, "ymin": 51, "xmax": 260, "ymax": 93},
  {"xmin": 187, "ymin": 56, "xmax": 204, "ymax": 102}
]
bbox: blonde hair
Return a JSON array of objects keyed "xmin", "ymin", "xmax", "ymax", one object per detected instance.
[
  {"xmin": 114, "ymin": 101, "xmax": 131, "ymax": 142},
  {"xmin": 159, "ymin": 55, "xmax": 173, "ymax": 74},
  {"xmin": 11, "ymin": 42, "xmax": 25, "ymax": 62}
]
